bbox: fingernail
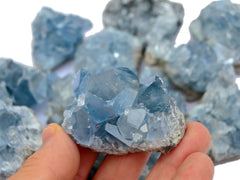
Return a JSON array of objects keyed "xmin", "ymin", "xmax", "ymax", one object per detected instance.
[{"xmin": 42, "ymin": 123, "xmax": 62, "ymax": 145}]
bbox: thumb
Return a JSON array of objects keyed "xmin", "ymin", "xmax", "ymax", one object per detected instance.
[{"xmin": 9, "ymin": 123, "xmax": 80, "ymax": 180}]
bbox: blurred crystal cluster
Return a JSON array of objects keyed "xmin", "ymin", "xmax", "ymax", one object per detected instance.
[{"xmin": 1, "ymin": 0, "xmax": 240, "ymax": 179}]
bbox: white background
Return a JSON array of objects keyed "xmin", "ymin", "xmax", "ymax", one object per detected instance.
[{"xmin": 0, "ymin": 0, "xmax": 240, "ymax": 179}]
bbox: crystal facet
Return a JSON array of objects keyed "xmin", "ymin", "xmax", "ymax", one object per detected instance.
[
  {"xmin": 62, "ymin": 68, "xmax": 185, "ymax": 154},
  {"xmin": 32, "ymin": 7, "xmax": 92, "ymax": 70}
]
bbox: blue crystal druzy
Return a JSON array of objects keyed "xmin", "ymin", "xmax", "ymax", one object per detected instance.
[
  {"xmin": 62, "ymin": 68, "xmax": 185, "ymax": 154},
  {"xmin": 74, "ymin": 28, "xmax": 142, "ymax": 73},
  {"xmin": 0, "ymin": 101, "xmax": 42, "ymax": 179},
  {"xmin": 32, "ymin": 7, "xmax": 93, "ymax": 70},
  {"xmin": 190, "ymin": 0, "xmax": 240, "ymax": 63}
]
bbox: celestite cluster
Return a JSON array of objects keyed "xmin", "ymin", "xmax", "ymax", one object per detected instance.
[
  {"xmin": 32, "ymin": 7, "xmax": 93, "ymax": 70},
  {"xmin": 163, "ymin": 41, "xmax": 236, "ymax": 100},
  {"xmin": 62, "ymin": 68, "xmax": 185, "ymax": 154},
  {"xmin": 187, "ymin": 83, "xmax": 240, "ymax": 164},
  {"xmin": 0, "ymin": 58, "xmax": 48, "ymax": 106},
  {"xmin": 74, "ymin": 28, "xmax": 142, "ymax": 73},
  {"xmin": 0, "ymin": 101, "xmax": 42, "ymax": 179},
  {"xmin": 190, "ymin": 0, "xmax": 240, "ymax": 73}
]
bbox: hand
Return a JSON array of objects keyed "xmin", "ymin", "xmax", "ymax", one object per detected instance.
[{"xmin": 9, "ymin": 122, "xmax": 214, "ymax": 180}]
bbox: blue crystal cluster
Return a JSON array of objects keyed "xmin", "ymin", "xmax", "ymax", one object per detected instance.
[
  {"xmin": 190, "ymin": 0, "xmax": 240, "ymax": 71},
  {"xmin": 32, "ymin": 7, "xmax": 93, "ymax": 70},
  {"xmin": 163, "ymin": 41, "xmax": 236, "ymax": 100},
  {"xmin": 62, "ymin": 68, "xmax": 185, "ymax": 154},
  {"xmin": 187, "ymin": 82, "xmax": 240, "ymax": 163},
  {"xmin": 0, "ymin": 58, "xmax": 48, "ymax": 106},
  {"xmin": 0, "ymin": 100, "xmax": 42, "ymax": 179},
  {"xmin": 74, "ymin": 28, "xmax": 142, "ymax": 73},
  {"xmin": 103, "ymin": 0, "xmax": 184, "ymax": 45}
]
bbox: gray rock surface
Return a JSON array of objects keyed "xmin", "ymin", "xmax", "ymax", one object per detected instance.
[
  {"xmin": 187, "ymin": 82, "xmax": 240, "ymax": 164},
  {"xmin": 190, "ymin": 0, "xmax": 240, "ymax": 73},
  {"xmin": 32, "ymin": 7, "xmax": 92, "ymax": 70},
  {"xmin": 0, "ymin": 101, "xmax": 42, "ymax": 179},
  {"xmin": 74, "ymin": 28, "xmax": 142, "ymax": 73},
  {"xmin": 0, "ymin": 58, "xmax": 48, "ymax": 106},
  {"xmin": 62, "ymin": 68, "xmax": 185, "ymax": 154}
]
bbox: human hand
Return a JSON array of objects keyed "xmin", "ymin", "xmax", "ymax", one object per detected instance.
[{"xmin": 9, "ymin": 122, "xmax": 214, "ymax": 180}]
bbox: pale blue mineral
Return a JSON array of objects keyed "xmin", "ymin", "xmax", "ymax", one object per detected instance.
[
  {"xmin": 103, "ymin": 0, "xmax": 184, "ymax": 45},
  {"xmin": 0, "ymin": 58, "xmax": 48, "ymax": 106},
  {"xmin": 187, "ymin": 82, "xmax": 240, "ymax": 164},
  {"xmin": 74, "ymin": 28, "xmax": 142, "ymax": 72},
  {"xmin": 0, "ymin": 82, "xmax": 12, "ymax": 105},
  {"xmin": 62, "ymin": 68, "xmax": 185, "ymax": 154},
  {"xmin": 0, "ymin": 101, "xmax": 42, "ymax": 179},
  {"xmin": 140, "ymin": 66, "xmax": 186, "ymax": 115},
  {"xmin": 190, "ymin": 0, "xmax": 240, "ymax": 73},
  {"xmin": 46, "ymin": 75, "xmax": 75, "ymax": 125},
  {"xmin": 164, "ymin": 41, "xmax": 236, "ymax": 100},
  {"xmin": 32, "ymin": 7, "xmax": 93, "ymax": 70}
]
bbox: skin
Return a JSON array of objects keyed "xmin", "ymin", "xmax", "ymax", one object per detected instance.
[{"xmin": 9, "ymin": 122, "xmax": 214, "ymax": 180}]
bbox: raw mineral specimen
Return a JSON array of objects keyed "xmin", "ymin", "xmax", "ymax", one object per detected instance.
[
  {"xmin": 163, "ymin": 41, "xmax": 236, "ymax": 101},
  {"xmin": 0, "ymin": 82, "xmax": 12, "ymax": 105},
  {"xmin": 187, "ymin": 83, "xmax": 240, "ymax": 164},
  {"xmin": 0, "ymin": 58, "xmax": 48, "ymax": 106},
  {"xmin": 32, "ymin": 7, "xmax": 93, "ymax": 70},
  {"xmin": 74, "ymin": 28, "xmax": 142, "ymax": 72},
  {"xmin": 140, "ymin": 66, "xmax": 186, "ymax": 115},
  {"xmin": 103, "ymin": 0, "xmax": 184, "ymax": 45},
  {"xmin": 62, "ymin": 67, "xmax": 185, "ymax": 154},
  {"xmin": 0, "ymin": 101, "xmax": 42, "ymax": 179},
  {"xmin": 46, "ymin": 75, "xmax": 75, "ymax": 125},
  {"xmin": 190, "ymin": 0, "xmax": 240, "ymax": 72}
]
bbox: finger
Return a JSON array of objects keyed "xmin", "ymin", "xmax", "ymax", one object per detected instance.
[
  {"xmin": 75, "ymin": 146, "xmax": 99, "ymax": 179},
  {"xmin": 147, "ymin": 122, "xmax": 211, "ymax": 179},
  {"xmin": 9, "ymin": 123, "xmax": 80, "ymax": 180},
  {"xmin": 93, "ymin": 152, "xmax": 151, "ymax": 180},
  {"xmin": 173, "ymin": 152, "xmax": 214, "ymax": 180}
]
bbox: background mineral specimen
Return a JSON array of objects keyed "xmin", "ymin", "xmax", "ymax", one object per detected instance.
[
  {"xmin": 103, "ymin": 0, "xmax": 184, "ymax": 66},
  {"xmin": 0, "ymin": 82, "xmax": 12, "ymax": 105},
  {"xmin": 32, "ymin": 7, "xmax": 93, "ymax": 70},
  {"xmin": 103, "ymin": 0, "xmax": 183, "ymax": 45},
  {"xmin": 0, "ymin": 101, "xmax": 42, "ymax": 179},
  {"xmin": 74, "ymin": 28, "xmax": 142, "ymax": 72},
  {"xmin": 62, "ymin": 67, "xmax": 185, "ymax": 154},
  {"xmin": 46, "ymin": 75, "xmax": 75, "ymax": 125},
  {"xmin": 0, "ymin": 58, "xmax": 48, "ymax": 106},
  {"xmin": 163, "ymin": 41, "xmax": 236, "ymax": 100},
  {"xmin": 187, "ymin": 83, "xmax": 240, "ymax": 164},
  {"xmin": 189, "ymin": 0, "xmax": 240, "ymax": 73}
]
